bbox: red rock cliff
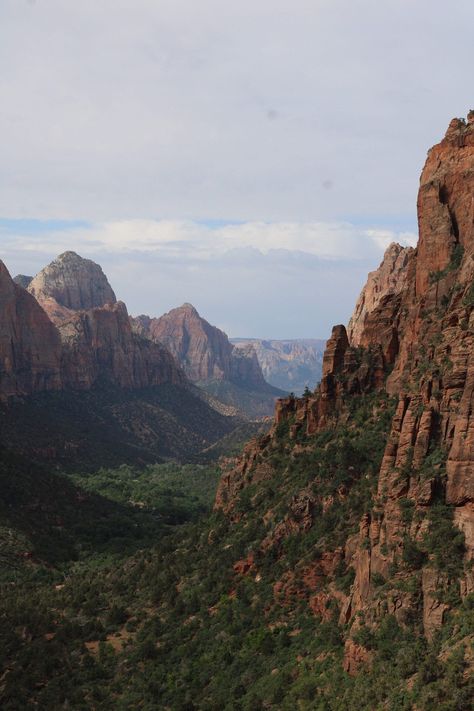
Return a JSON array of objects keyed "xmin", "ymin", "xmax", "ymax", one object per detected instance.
[
  {"xmin": 0, "ymin": 261, "xmax": 62, "ymax": 399},
  {"xmin": 215, "ymin": 114, "xmax": 474, "ymax": 666},
  {"xmin": 133, "ymin": 304, "xmax": 234, "ymax": 383},
  {"xmin": 0, "ymin": 254, "xmax": 185, "ymax": 398},
  {"xmin": 59, "ymin": 301, "xmax": 185, "ymax": 389},
  {"xmin": 132, "ymin": 303, "xmax": 267, "ymax": 388},
  {"xmin": 348, "ymin": 242, "xmax": 413, "ymax": 347}
]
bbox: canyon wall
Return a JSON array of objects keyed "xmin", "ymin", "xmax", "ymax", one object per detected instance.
[
  {"xmin": 0, "ymin": 253, "xmax": 185, "ymax": 399},
  {"xmin": 215, "ymin": 114, "xmax": 474, "ymax": 671}
]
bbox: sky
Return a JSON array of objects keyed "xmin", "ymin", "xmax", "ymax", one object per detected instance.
[{"xmin": 1, "ymin": 0, "xmax": 473, "ymax": 338}]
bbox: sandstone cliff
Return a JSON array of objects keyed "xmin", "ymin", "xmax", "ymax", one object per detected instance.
[
  {"xmin": 214, "ymin": 113, "xmax": 474, "ymax": 674},
  {"xmin": 0, "ymin": 254, "xmax": 186, "ymax": 398},
  {"xmin": 59, "ymin": 301, "xmax": 185, "ymax": 390},
  {"xmin": 348, "ymin": 243, "xmax": 413, "ymax": 347},
  {"xmin": 133, "ymin": 304, "xmax": 235, "ymax": 383},
  {"xmin": 21, "ymin": 252, "xmax": 186, "ymax": 392},
  {"xmin": 28, "ymin": 251, "xmax": 116, "ymax": 314},
  {"xmin": 0, "ymin": 257, "xmax": 238, "ymax": 466},
  {"xmin": 132, "ymin": 304, "xmax": 284, "ymax": 417},
  {"xmin": 0, "ymin": 261, "xmax": 62, "ymax": 400}
]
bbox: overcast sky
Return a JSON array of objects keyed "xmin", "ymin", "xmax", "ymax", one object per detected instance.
[{"xmin": 1, "ymin": 1, "xmax": 473, "ymax": 337}]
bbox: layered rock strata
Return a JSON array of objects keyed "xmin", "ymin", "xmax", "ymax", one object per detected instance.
[
  {"xmin": 0, "ymin": 262, "xmax": 62, "ymax": 399},
  {"xmin": 28, "ymin": 251, "xmax": 116, "ymax": 313},
  {"xmin": 215, "ymin": 113, "xmax": 474, "ymax": 671},
  {"xmin": 0, "ymin": 254, "xmax": 185, "ymax": 398},
  {"xmin": 132, "ymin": 303, "xmax": 267, "ymax": 388}
]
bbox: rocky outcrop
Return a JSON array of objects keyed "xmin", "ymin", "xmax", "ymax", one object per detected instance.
[
  {"xmin": 133, "ymin": 304, "xmax": 234, "ymax": 383},
  {"xmin": 215, "ymin": 113, "xmax": 474, "ymax": 668},
  {"xmin": 28, "ymin": 251, "xmax": 116, "ymax": 314},
  {"xmin": 228, "ymin": 343, "xmax": 268, "ymax": 388},
  {"xmin": 132, "ymin": 304, "xmax": 283, "ymax": 417},
  {"xmin": 415, "ymin": 115, "xmax": 474, "ymax": 297},
  {"xmin": 231, "ymin": 338, "xmax": 325, "ymax": 394},
  {"xmin": 59, "ymin": 301, "xmax": 184, "ymax": 390},
  {"xmin": 0, "ymin": 261, "xmax": 62, "ymax": 400},
  {"xmin": 1, "ymin": 256, "xmax": 239, "ymax": 468},
  {"xmin": 0, "ymin": 254, "xmax": 185, "ymax": 399},
  {"xmin": 58, "ymin": 301, "xmax": 186, "ymax": 389},
  {"xmin": 13, "ymin": 275, "xmax": 33, "ymax": 289},
  {"xmin": 348, "ymin": 243, "xmax": 413, "ymax": 347},
  {"xmin": 133, "ymin": 303, "xmax": 265, "ymax": 386},
  {"xmin": 322, "ymin": 324, "xmax": 349, "ymax": 377},
  {"xmin": 352, "ymin": 114, "xmax": 474, "ymax": 610}
]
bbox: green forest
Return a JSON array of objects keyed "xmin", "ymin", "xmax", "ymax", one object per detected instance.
[{"xmin": 0, "ymin": 392, "xmax": 472, "ymax": 710}]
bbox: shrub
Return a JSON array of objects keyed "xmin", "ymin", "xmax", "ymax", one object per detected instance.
[
  {"xmin": 462, "ymin": 282, "xmax": 474, "ymax": 307},
  {"xmin": 402, "ymin": 537, "xmax": 426, "ymax": 569}
]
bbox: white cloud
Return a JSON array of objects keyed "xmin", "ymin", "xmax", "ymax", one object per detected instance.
[
  {"xmin": 0, "ymin": 218, "xmax": 417, "ymax": 339},
  {"xmin": 0, "ymin": 1, "xmax": 465, "ymax": 338},
  {"xmin": 1, "ymin": 219, "xmax": 417, "ymax": 264},
  {"xmin": 0, "ymin": 0, "xmax": 473, "ymax": 221}
]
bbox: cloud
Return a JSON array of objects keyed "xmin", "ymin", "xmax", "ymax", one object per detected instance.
[
  {"xmin": 1, "ymin": 218, "xmax": 417, "ymax": 264},
  {"xmin": 0, "ymin": 0, "xmax": 473, "ymax": 222},
  {"xmin": 0, "ymin": 1, "xmax": 465, "ymax": 338},
  {"xmin": 0, "ymin": 218, "xmax": 416, "ymax": 339}
]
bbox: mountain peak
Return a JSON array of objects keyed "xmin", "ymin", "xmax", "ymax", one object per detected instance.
[
  {"xmin": 28, "ymin": 252, "xmax": 116, "ymax": 312},
  {"xmin": 178, "ymin": 302, "xmax": 199, "ymax": 315},
  {"xmin": 56, "ymin": 250, "xmax": 83, "ymax": 262}
]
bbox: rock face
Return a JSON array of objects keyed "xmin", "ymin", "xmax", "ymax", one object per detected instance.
[
  {"xmin": 231, "ymin": 338, "xmax": 325, "ymax": 394},
  {"xmin": 13, "ymin": 274, "xmax": 33, "ymax": 289},
  {"xmin": 133, "ymin": 304, "xmax": 235, "ymax": 383},
  {"xmin": 132, "ymin": 304, "xmax": 283, "ymax": 417},
  {"xmin": 28, "ymin": 251, "xmax": 116, "ymax": 313},
  {"xmin": 322, "ymin": 324, "xmax": 349, "ymax": 377},
  {"xmin": 0, "ymin": 261, "xmax": 62, "ymax": 400},
  {"xmin": 348, "ymin": 243, "xmax": 413, "ymax": 347},
  {"xmin": 229, "ymin": 342, "xmax": 268, "ymax": 388},
  {"xmin": 59, "ymin": 301, "xmax": 184, "ymax": 390},
  {"xmin": 0, "ymin": 254, "xmax": 185, "ymax": 399},
  {"xmin": 133, "ymin": 304, "xmax": 267, "ymax": 387},
  {"xmin": 415, "ymin": 116, "xmax": 474, "ymax": 297},
  {"xmin": 215, "ymin": 114, "xmax": 474, "ymax": 671},
  {"xmin": 1, "ymin": 255, "xmax": 241, "ymax": 467}
]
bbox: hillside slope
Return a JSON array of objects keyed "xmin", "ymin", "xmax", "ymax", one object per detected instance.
[
  {"xmin": 0, "ymin": 383, "xmax": 239, "ymax": 471},
  {"xmin": 215, "ymin": 113, "xmax": 474, "ymax": 679}
]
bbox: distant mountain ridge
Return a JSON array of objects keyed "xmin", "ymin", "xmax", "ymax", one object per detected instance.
[
  {"xmin": 0, "ymin": 253, "xmax": 238, "ymax": 467},
  {"xmin": 132, "ymin": 305, "xmax": 286, "ymax": 418},
  {"xmin": 231, "ymin": 338, "xmax": 326, "ymax": 394},
  {"xmin": 0, "ymin": 252, "xmax": 185, "ymax": 396}
]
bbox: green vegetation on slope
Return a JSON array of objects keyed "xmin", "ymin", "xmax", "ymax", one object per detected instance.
[
  {"xmin": 0, "ymin": 383, "xmax": 239, "ymax": 472},
  {"xmin": 1, "ymin": 391, "xmax": 471, "ymax": 710},
  {"xmin": 72, "ymin": 462, "xmax": 221, "ymax": 525},
  {"xmin": 0, "ymin": 450, "xmax": 219, "ymax": 584}
]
